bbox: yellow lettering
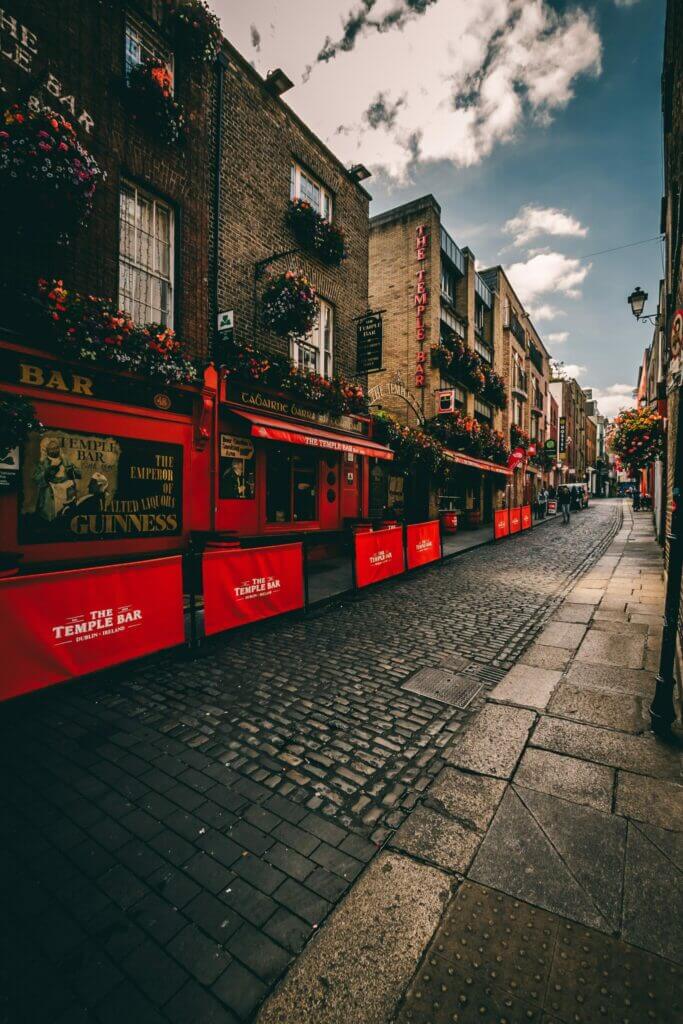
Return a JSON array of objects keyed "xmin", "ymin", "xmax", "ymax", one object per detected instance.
[
  {"xmin": 71, "ymin": 373, "xmax": 94, "ymax": 396},
  {"xmin": 45, "ymin": 370, "xmax": 68, "ymax": 391},
  {"xmin": 19, "ymin": 363, "xmax": 44, "ymax": 386}
]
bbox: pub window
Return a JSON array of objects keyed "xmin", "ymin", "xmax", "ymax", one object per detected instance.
[
  {"xmin": 119, "ymin": 181, "xmax": 174, "ymax": 327},
  {"xmin": 291, "ymin": 299, "xmax": 333, "ymax": 378},
  {"xmin": 290, "ymin": 162, "xmax": 332, "ymax": 222},
  {"xmin": 266, "ymin": 448, "xmax": 318, "ymax": 524},
  {"xmin": 125, "ymin": 13, "xmax": 174, "ymax": 87},
  {"xmin": 441, "ymin": 261, "xmax": 456, "ymax": 303}
]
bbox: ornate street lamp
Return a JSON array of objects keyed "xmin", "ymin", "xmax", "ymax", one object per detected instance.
[{"xmin": 627, "ymin": 286, "xmax": 661, "ymax": 326}]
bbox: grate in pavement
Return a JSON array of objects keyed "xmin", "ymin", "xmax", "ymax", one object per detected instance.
[{"xmin": 403, "ymin": 666, "xmax": 483, "ymax": 708}]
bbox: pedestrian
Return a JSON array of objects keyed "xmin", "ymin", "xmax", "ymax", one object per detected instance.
[
  {"xmin": 558, "ymin": 484, "xmax": 571, "ymax": 524},
  {"xmin": 538, "ymin": 486, "xmax": 548, "ymax": 520}
]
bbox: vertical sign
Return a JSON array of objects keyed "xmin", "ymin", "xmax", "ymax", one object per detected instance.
[
  {"xmin": 414, "ymin": 224, "xmax": 429, "ymax": 387},
  {"xmin": 356, "ymin": 314, "xmax": 383, "ymax": 373},
  {"xmin": 558, "ymin": 417, "xmax": 567, "ymax": 460}
]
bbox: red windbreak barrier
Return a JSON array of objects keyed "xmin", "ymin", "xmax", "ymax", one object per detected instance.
[
  {"xmin": 493, "ymin": 509, "xmax": 509, "ymax": 540},
  {"xmin": 0, "ymin": 556, "xmax": 185, "ymax": 702},
  {"xmin": 203, "ymin": 543, "xmax": 304, "ymax": 636},
  {"xmin": 521, "ymin": 505, "xmax": 532, "ymax": 530},
  {"xmin": 509, "ymin": 507, "xmax": 522, "ymax": 534},
  {"xmin": 547, "ymin": 499, "xmax": 557, "ymax": 515},
  {"xmin": 355, "ymin": 526, "xmax": 405, "ymax": 588},
  {"xmin": 406, "ymin": 520, "xmax": 441, "ymax": 570}
]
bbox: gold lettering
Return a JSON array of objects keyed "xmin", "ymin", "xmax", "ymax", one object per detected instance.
[
  {"xmin": 71, "ymin": 373, "xmax": 94, "ymax": 396},
  {"xmin": 19, "ymin": 362, "xmax": 44, "ymax": 386},
  {"xmin": 45, "ymin": 369, "xmax": 68, "ymax": 391}
]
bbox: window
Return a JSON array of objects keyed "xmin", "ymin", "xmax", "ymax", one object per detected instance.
[
  {"xmin": 440, "ymin": 306, "xmax": 464, "ymax": 340},
  {"xmin": 266, "ymin": 448, "xmax": 318, "ymax": 524},
  {"xmin": 441, "ymin": 261, "xmax": 456, "ymax": 302},
  {"xmin": 119, "ymin": 182, "xmax": 174, "ymax": 327},
  {"xmin": 125, "ymin": 14, "xmax": 173, "ymax": 84},
  {"xmin": 291, "ymin": 299, "xmax": 333, "ymax": 377},
  {"xmin": 474, "ymin": 398, "xmax": 493, "ymax": 423},
  {"xmin": 512, "ymin": 398, "xmax": 524, "ymax": 426},
  {"xmin": 474, "ymin": 296, "xmax": 485, "ymax": 334},
  {"xmin": 290, "ymin": 163, "xmax": 332, "ymax": 222}
]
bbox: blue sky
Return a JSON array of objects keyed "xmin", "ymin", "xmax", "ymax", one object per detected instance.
[{"xmin": 219, "ymin": 0, "xmax": 666, "ymax": 416}]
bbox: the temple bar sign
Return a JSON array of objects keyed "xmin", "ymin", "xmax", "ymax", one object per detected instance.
[{"xmin": 356, "ymin": 314, "xmax": 383, "ymax": 373}]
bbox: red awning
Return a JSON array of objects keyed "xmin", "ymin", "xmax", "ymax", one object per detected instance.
[
  {"xmin": 444, "ymin": 449, "xmax": 513, "ymax": 476},
  {"xmin": 231, "ymin": 409, "xmax": 394, "ymax": 461}
]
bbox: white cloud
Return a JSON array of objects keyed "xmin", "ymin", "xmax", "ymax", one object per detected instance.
[
  {"xmin": 506, "ymin": 251, "xmax": 591, "ymax": 304},
  {"xmin": 546, "ymin": 331, "xmax": 569, "ymax": 343},
  {"xmin": 554, "ymin": 362, "xmax": 587, "ymax": 380},
  {"xmin": 503, "ymin": 204, "xmax": 588, "ymax": 247},
  {"xmin": 216, "ymin": 0, "xmax": 602, "ymax": 180},
  {"xmin": 586, "ymin": 383, "xmax": 636, "ymax": 418},
  {"xmin": 530, "ymin": 304, "xmax": 566, "ymax": 322},
  {"xmin": 613, "ymin": 0, "xmax": 639, "ymax": 7}
]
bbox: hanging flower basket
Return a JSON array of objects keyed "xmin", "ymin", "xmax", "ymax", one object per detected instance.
[
  {"xmin": 36, "ymin": 279, "xmax": 200, "ymax": 384},
  {"xmin": 127, "ymin": 58, "xmax": 186, "ymax": 145},
  {"xmin": 261, "ymin": 271, "xmax": 319, "ymax": 341},
  {"xmin": 510, "ymin": 424, "xmax": 531, "ymax": 451},
  {"xmin": 0, "ymin": 394, "xmax": 41, "ymax": 461},
  {"xmin": 167, "ymin": 0, "xmax": 222, "ymax": 63},
  {"xmin": 607, "ymin": 407, "xmax": 665, "ymax": 472},
  {"xmin": 286, "ymin": 200, "xmax": 347, "ymax": 267},
  {"xmin": 0, "ymin": 104, "xmax": 102, "ymax": 244},
  {"xmin": 481, "ymin": 366, "xmax": 506, "ymax": 410}
]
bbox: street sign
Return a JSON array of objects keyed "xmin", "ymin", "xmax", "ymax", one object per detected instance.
[
  {"xmin": 544, "ymin": 438, "xmax": 557, "ymax": 453},
  {"xmin": 356, "ymin": 314, "xmax": 383, "ymax": 373}
]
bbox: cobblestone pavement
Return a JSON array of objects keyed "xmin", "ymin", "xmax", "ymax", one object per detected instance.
[{"xmin": 1, "ymin": 503, "xmax": 620, "ymax": 1024}]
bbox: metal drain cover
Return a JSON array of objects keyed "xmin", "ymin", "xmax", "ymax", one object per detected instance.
[{"xmin": 403, "ymin": 667, "xmax": 483, "ymax": 708}]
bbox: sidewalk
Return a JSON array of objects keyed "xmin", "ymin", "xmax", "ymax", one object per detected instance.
[{"xmin": 257, "ymin": 506, "xmax": 683, "ymax": 1024}]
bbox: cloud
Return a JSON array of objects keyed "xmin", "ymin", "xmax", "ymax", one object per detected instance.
[
  {"xmin": 250, "ymin": 24, "xmax": 261, "ymax": 50},
  {"xmin": 503, "ymin": 204, "xmax": 588, "ymax": 247},
  {"xmin": 530, "ymin": 304, "xmax": 566, "ymax": 322},
  {"xmin": 586, "ymin": 383, "xmax": 636, "ymax": 418},
  {"xmin": 217, "ymin": 0, "xmax": 602, "ymax": 181},
  {"xmin": 546, "ymin": 331, "xmax": 569, "ymax": 343},
  {"xmin": 613, "ymin": 0, "xmax": 639, "ymax": 7},
  {"xmin": 364, "ymin": 92, "xmax": 405, "ymax": 129},
  {"xmin": 506, "ymin": 251, "xmax": 591, "ymax": 304},
  {"xmin": 552, "ymin": 361, "xmax": 587, "ymax": 381}
]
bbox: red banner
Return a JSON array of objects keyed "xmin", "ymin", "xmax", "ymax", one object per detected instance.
[
  {"xmin": 521, "ymin": 505, "xmax": 532, "ymax": 530},
  {"xmin": 509, "ymin": 507, "xmax": 522, "ymax": 534},
  {"xmin": 0, "ymin": 557, "xmax": 185, "ymax": 702},
  {"xmin": 203, "ymin": 543, "xmax": 304, "ymax": 636},
  {"xmin": 406, "ymin": 521, "xmax": 441, "ymax": 570},
  {"xmin": 355, "ymin": 526, "xmax": 405, "ymax": 588},
  {"xmin": 493, "ymin": 509, "xmax": 509, "ymax": 540}
]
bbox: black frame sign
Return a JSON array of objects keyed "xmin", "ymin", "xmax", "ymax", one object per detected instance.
[
  {"xmin": 558, "ymin": 417, "xmax": 567, "ymax": 454},
  {"xmin": 356, "ymin": 315, "xmax": 383, "ymax": 373}
]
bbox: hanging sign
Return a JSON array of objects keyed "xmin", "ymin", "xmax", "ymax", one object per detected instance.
[
  {"xmin": 356, "ymin": 314, "xmax": 383, "ymax": 373},
  {"xmin": 0, "ymin": 444, "xmax": 19, "ymax": 491},
  {"xmin": 558, "ymin": 417, "xmax": 567, "ymax": 456},
  {"xmin": 19, "ymin": 428, "xmax": 182, "ymax": 544},
  {"xmin": 203, "ymin": 543, "xmax": 304, "ymax": 636},
  {"xmin": 0, "ymin": 556, "xmax": 185, "ymax": 702},
  {"xmin": 406, "ymin": 520, "xmax": 441, "ymax": 570},
  {"xmin": 354, "ymin": 526, "xmax": 405, "ymax": 588},
  {"xmin": 544, "ymin": 438, "xmax": 557, "ymax": 453}
]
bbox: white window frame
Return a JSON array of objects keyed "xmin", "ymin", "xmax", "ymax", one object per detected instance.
[
  {"xmin": 292, "ymin": 299, "xmax": 333, "ymax": 378},
  {"xmin": 118, "ymin": 181, "xmax": 174, "ymax": 328},
  {"xmin": 125, "ymin": 13, "xmax": 174, "ymax": 88},
  {"xmin": 290, "ymin": 162, "xmax": 333, "ymax": 222}
]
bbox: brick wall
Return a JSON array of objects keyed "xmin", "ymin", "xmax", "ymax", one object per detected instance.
[
  {"xmin": 0, "ymin": 0, "xmax": 212, "ymax": 358},
  {"xmin": 214, "ymin": 45, "xmax": 369, "ymax": 380}
]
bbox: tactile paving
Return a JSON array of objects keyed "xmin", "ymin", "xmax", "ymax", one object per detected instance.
[{"xmin": 396, "ymin": 880, "xmax": 683, "ymax": 1024}]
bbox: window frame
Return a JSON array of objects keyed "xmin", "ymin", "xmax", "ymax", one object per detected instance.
[
  {"xmin": 291, "ymin": 298, "xmax": 333, "ymax": 378},
  {"xmin": 290, "ymin": 162, "xmax": 333, "ymax": 222},
  {"xmin": 118, "ymin": 180, "xmax": 175, "ymax": 329},
  {"xmin": 265, "ymin": 447, "xmax": 319, "ymax": 525},
  {"xmin": 124, "ymin": 12, "xmax": 174, "ymax": 88}
]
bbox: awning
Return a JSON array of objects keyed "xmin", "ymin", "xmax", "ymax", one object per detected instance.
[
  {"xmin": 444, "ymin": 449, "xmax": 513, "ymax": 476},
  {"xmin": 230, "ymin": 409, "xmax": 394, "ymax": 460}
]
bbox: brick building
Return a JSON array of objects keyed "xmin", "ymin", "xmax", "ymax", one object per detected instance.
[
  {"xmin": 550, "ymin": 375, "xmax": 588, "ymax": 482},
  {"xmin": 368, "ymin": 195, "xmax": 510, "ymax": 524},
  {"xmin": 0, "ymin": 0, "xmax": 213, "ymax": 356},
  {"xmin": 479, "ymin": 266, "xmax": 553, "ymax": 502}
]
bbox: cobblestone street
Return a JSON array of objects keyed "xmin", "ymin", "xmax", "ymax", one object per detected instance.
[{"xmin": 1, "ymin": 504, "xmax": 621, "ymax": 1024}]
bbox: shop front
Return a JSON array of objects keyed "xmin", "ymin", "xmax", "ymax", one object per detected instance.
[{"xmin": 440, "ymin": 449, "xmax": 512, "ymax": 530}]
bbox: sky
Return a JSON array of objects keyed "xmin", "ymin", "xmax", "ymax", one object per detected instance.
[{"xmin": 214, "ymin": 0, "xmax": 666, "ymax": 419}]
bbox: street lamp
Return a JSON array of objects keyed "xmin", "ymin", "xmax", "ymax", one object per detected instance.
[{"xmin": 627, "ymin": 286, "xmax": 661, "ymax": 326}]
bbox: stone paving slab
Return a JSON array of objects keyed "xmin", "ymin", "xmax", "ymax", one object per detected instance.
[
  {"xmin": 637, "ymin": 820, "xmax": 683, "ymax": 872},
  {"xmin": 513, "ymin": 747, "xmax": 614, "ymax": 812},
  {"xmin": 615, "ymin": 770, "xmax": 683, "ymax": 831},
  {"xmin": 389, "ymin": 806, "xmax": 482, "ymax": 873},
  {"xmin": 489, "ymin": 664, "xmax": 562, "ymax": 711},
  {"xmin": 468, "ymin": 789, "xmax": 609, "ymax": 930},
  {"xmin": 443, "ymin": 704, "xmax": 536, "ymax": 780},
  {"xmin": 622, "ymin": 823, "xmax": 683, "ymax": 963},
  {"xmin": 519, "ymin": 643, "xmax": 571, "ymax": 671},
  {"xmin": 548, "ymin": 682, "xmax": 645, "ymax": 733},
  {"xmin": 535, "ymin": 622, "xmax": 587, "ymax": 651},
  {"xmin": 530, "ymin": 716, "xmax": 682, "ymax": 779},
  {"xmin": 590, "ymin": 617, "xmax": 649, "ymax": 634},
  {"xmin": 424, "ymin": 768, "xmax": 506, "ymax": 831},
  {"xmin": 575, "ymin": 629, "xmax": 646, "ymax": 668},
  {"xmin": 562, "ymin": 661, "xmax": 656, "ymax": 698},
  {"xmin": 567, "ymin": 588, "xmax": 605, "ymax": 604},
  {"xmin": 256, "ymin": 852, "xmax": 451, "ymax": 1024},
  {"xmin": 551, "ymin": 603, "xmax": 594, "ymax": 624}
]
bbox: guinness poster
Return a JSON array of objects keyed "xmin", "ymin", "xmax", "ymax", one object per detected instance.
[{"xmin": 19, "ymin": 428, "xmax": 182, "ymax": 543}]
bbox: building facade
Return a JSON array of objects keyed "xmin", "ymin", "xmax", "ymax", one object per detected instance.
[
  {"xmin": 368, "ymin": 195, "xmax": 510, "ymax": 525},
  {"xmin": 550, "ymin": 376, "xmax": 588, "ymax": 483}
]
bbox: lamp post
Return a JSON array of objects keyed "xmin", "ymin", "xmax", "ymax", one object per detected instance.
[{"xmin": 626, "ymin": 288, "xmax": 681, "ymax": 736}]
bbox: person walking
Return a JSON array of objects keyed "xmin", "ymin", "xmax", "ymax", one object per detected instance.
[
  {"xmin": 558, "ymin": 484, "xmax": 571, "ymax": 525},
  {"xmin": 538, "ymin": 486, "xmax": 548, "ymax": 520}
]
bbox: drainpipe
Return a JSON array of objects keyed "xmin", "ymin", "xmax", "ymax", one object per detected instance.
[{"xmin": 212, "ymin": 50, "xmax": 230, "ymax": 361}]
